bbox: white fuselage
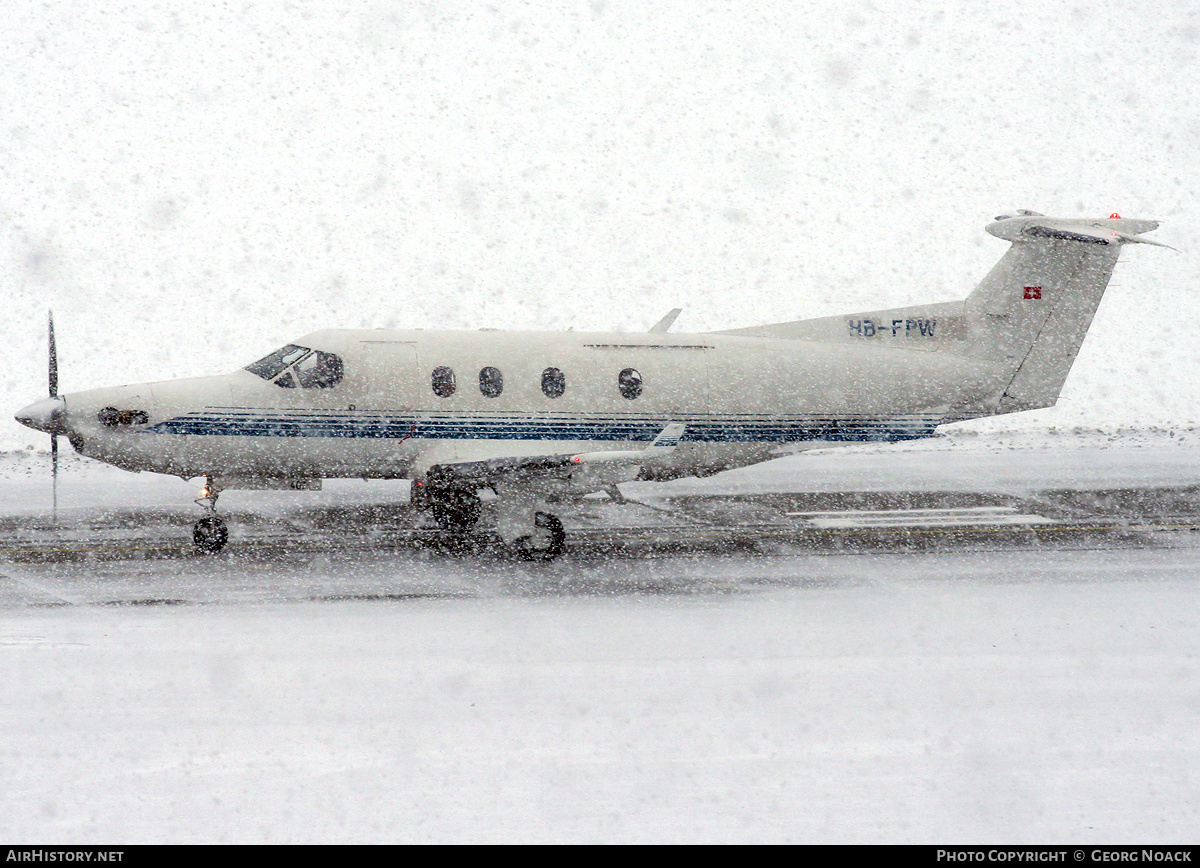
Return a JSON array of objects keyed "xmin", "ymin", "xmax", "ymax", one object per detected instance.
[
  {"xmin": 57, "ymin": 327, "xmax": 999, "ymax": 484},
  {"xmin": 14, "ymin": 212, "xmax": 1161, "ymax": 558}
]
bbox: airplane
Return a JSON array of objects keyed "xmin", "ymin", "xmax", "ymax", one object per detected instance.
[{"xmin": 15, "ymin": 211, "xmax": 1168, "ymax": 560}]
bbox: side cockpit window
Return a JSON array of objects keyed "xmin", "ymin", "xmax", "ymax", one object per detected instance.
[
  {"xmin": 245, "ymin": 345, "xmax": 343, "ymax": 389},
  {"xmin": 294, "ymin": 351, "xmax": 344, "ymax": 388}
]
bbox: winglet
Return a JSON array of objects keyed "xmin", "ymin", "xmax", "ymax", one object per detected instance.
[
  {"xmin": 648, "ymin": 308, "xmax": 682, "ymax": 333},
  {"xmin": 567, "ymin": 424, "xmax": 687, "ymax": 467},
  {"xmin": 645, "ymin": 422, "xmax": 686, "ymax": 453}
]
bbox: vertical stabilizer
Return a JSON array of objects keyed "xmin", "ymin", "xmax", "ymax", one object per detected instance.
[
  {"xmin": 711, "ymin": 211, "xmax": 1164, "ymax": 422},
  {"xmin": 962, "ymin": 232, "xmax": 1117, "ymax": 414},
  {"xmin": 955, "ymin": 212, "xmax": 1162, "ymax": 416}
]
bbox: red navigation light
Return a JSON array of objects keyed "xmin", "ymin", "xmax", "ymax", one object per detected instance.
[{"xmin": 1109, "ymin": 213, "xmax": 1121, "ymax": 219}]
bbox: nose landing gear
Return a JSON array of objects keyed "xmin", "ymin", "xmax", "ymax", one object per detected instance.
[{"xmin": 193, "ymin": 476, "xmax": 228, "ymax": 554}]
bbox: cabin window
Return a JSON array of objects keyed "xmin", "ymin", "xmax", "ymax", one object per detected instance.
[
  {"xmin": 294, "ymin": 351, "xmax": 344, "ymax": 389},
  {"xmin": 541, "ymin": 367, "xmax": 566, "ymax": 399},
  {"xmin": 479, "ymin": 366, "xmax": 504, "ymax": 398},
  {"xmin": 618, "ymin": 368, "xmax": 643, "ymax": 399},
  {"xmin": 432, "ymin": 366, "xmax": 456, "ymax": 398}
]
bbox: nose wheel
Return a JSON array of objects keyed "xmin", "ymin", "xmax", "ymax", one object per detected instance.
[
  {"xmin": 192, "ymin": 476, "xmax": 229, "ymax": 554},
  {"xmin": 193, "ymin": 515, "xmax": 229, "ymax": 554}
]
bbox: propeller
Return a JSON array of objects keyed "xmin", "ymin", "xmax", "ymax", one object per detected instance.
[
  {"xmin": 13, "ymin": 312, "xmax": 69, "ymax": 516},
  {"xmin": 48, "ymin": 310, "xmax": 59, "ymax": 515}
]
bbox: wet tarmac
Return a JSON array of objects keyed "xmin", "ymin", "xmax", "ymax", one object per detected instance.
[{"xmin": 3, "ymin": 463, "xmax": 1200, "ymax": 606}]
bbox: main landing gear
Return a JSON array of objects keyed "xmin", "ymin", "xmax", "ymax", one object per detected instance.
[
  {"xmin": 429, "ymin": 487, "xmax": 482, "ymax": 534},
  {"xmin": 493, "ymin": 483, "xmax": 566, "ymax": 562},
  {"xmin": 423, "ymin": 483, "xmax": 566, "ymax": 561},
  {"xmin": 513, "ymin": 511, "xmax": 566, "ymax": 562},
  {"xmin": 193, "ymin": 476, "xmax": 228, "ymax": 554}
]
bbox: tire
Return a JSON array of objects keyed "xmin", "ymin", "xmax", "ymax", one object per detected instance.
[
  {"xmin": 514, "ymin": 512, "xmax": 566, "ymax": 562},
  {"xmin": 193, "ymin": 516, "xmax": 229, "ymax": 554},
  {"xmin": 430, "ymin": 488, "xmax": 482, "ymax": 533}
]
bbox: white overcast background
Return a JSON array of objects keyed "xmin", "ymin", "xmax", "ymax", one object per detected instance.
[{"xmin": 2, "ymin": 0, "xmax": 1198, "ymax": 450}]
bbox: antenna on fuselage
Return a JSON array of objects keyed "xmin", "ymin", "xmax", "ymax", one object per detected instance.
[{"xmin": 648, "ymin": 308, "xmax": 682, "ymax": 333}]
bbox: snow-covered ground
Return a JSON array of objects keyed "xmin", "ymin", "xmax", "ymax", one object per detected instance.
[
  {"xmin": 3, "ymin": 563, "xmax": 1198, "ymax": 844},
  {"xmin": 2, "ymin": 435, "xmax": 1199, "ymax": 843}
]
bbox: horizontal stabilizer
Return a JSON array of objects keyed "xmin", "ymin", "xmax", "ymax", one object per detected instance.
[{"xmin": 987, "ymin": 213, "xmax": 1173, "ymax": 249}]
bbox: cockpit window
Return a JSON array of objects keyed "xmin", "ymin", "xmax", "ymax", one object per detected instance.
[
  {"xmin": 294, "ymin": 351, "xmax": 344, "ymax": 388},
  {"xmin": 246, "ymin": 345, "xmax": 343, "ymax": 388},
  {"xmin": 246, "ymin": 345, "xmax": 310, "ymax": 380}
]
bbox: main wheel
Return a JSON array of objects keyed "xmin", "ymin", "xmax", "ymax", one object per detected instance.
[
  {"xmin": 193, "ymin": 515, "xmax": 229, "ymax": 554},
  {"xmin": 430, "ymin": 488, "xmax": 482, "ymax": 534},
  {"xmin": 513, "ymin": 512, "xmax": 566, "ymax": 562}
]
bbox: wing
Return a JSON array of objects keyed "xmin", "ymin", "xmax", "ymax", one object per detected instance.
[{"xmin": 422, "ymin": 423, "xmax": 687, "ymax": 492}]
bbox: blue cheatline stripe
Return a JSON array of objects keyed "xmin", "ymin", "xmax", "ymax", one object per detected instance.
[{"xmin": 143, "ymin": 410, "xmax": 942, "ymax": 444}]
